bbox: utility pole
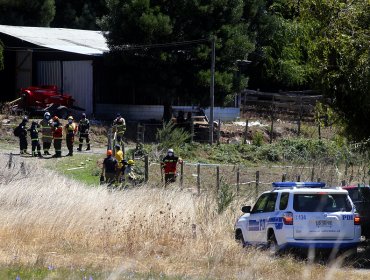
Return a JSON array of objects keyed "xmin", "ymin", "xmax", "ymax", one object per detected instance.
[{"xmin": 209, "ymin": 36, "xmax": 216, "ymax": 145}]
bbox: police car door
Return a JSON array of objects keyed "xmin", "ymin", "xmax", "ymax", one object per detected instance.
[{"xmin": 247, "ymin": 193, "xmax": 277, "ymax": 243}]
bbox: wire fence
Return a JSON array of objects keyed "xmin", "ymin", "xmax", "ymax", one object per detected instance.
[{"xmin": 4, "ymin": 148, "xmax": 369, "ymax": 202}]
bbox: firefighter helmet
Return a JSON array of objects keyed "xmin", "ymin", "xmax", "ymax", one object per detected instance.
[
  {"xmin": 53, "ymin": 116, "xmax": 59, "ymax": 121},
  {"xmin": 68, "ymin": 116, "xmax": 74, "ymax": 120},
  {"xmin": 106, "ymin": 150, "xmax": 113, "ymax": 156},
  {"xmin": 127, "ymin": 159, "xmax": 135, "ymax": 165},
  {"xmin": 44, "ymin": 112, "xmax": 50, "ymax": 118}
]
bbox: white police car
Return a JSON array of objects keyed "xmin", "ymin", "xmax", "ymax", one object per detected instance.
[{"xmin": 235, "ymin": 182, "xmax": 361, "ymax": 252}]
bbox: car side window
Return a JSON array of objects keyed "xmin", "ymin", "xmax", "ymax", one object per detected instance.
[
  {"xmin": 279, "ymin": 192, "xmax": 289, "ymax": 210},
  {"xmin": 265, "ymin": 193, "xmax": 278, "ymax": 212},
  {"xmin": 251, "ymin": 194, "xmax": 269, "ymax": 213}
]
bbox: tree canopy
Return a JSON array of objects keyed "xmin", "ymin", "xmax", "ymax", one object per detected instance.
[
  {"xmin": 302, "ymin": 0, "xmax": 370, "ymax": 141},
  {"xmin": 100, "ymin": 0, "xmax": 254, "ymax": 106},
  {"xmin": 51, "ymin": 0, "xmax": 107, "ymax": 30},
  {"xmin": 0, "ymin": 0, "xmax": 55, "ymax": 26}
]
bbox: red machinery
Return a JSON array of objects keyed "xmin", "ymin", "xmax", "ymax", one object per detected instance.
[{"xmin": 9, "ymin": 85, "xmax": 83, "ymax": 119}]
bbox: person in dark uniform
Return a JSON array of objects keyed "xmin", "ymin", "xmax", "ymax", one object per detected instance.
[
  {"xmin": 77, "ymin": 113, "xmax": 90, "ymax": 151},
  {"xmin": 101, "ymin": 150, "xmax": 118, "ymax": 187},
  {"xmin": 17, "ymin": 116, "xmax": 29, "ymax": 155},
  {"xmin": 28, "ymin": 121, "xmax": 42, "ymax": 157}
]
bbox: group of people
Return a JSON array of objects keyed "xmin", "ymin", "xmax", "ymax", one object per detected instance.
[
  {"xmin": 14, "ymin": 112, "xmax": 90, "ymax": 157},
  {"xmin": 101, "ymin": 147, "xmax": 183, "ymax": 188},
  {"xmin": 101, "ymin": 144, "xmax": 136, "ymax": 188}
]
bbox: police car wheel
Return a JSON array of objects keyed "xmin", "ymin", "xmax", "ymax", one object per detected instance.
[
  {"xmin": 235, "ymin": 230, "xmax": 245, "ymax": 247},
  {"xmin": 267, "ymin": 233, "xmax": 278, "ymax": 255}
]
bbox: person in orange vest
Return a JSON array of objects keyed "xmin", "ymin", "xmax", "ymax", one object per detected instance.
[
  {"xmin": 65, "ymin": 116, "xmax": 77, "ymax": 156},
  {"xmin": 52, "ymin": 116, "xmax": 63, "ymax": 158},
  {"xmin": 161, "ymin": 148, "xmax": 182, "ymax": 185}
]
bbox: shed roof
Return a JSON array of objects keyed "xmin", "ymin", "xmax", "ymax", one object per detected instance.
[{"xmin": 0, "ymin": 25, "xmax": 109, "ymax": 56}]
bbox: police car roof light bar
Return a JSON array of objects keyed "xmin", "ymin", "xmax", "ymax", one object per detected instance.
[{"xmin": 272, "ymin": 182, "xmax": 326, "ymax": 189}]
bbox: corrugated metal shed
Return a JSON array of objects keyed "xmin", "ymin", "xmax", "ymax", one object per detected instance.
[{"xmin": 0, "ymin": 25, "xmax": 108, "ymax": 56}]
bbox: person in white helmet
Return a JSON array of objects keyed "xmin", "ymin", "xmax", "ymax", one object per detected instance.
[
  {"xmin": 161, "ymin": 148, "xmax": 182, "ymax": 185},
  {"xmin": 39, "ymin": 112, "xmax": 53, "ymax": 155}
]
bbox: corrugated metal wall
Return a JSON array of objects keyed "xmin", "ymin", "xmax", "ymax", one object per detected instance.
[
  {"xmin": 16, "ymin": 50, "xmax": 33, "ymax": 90},
  {"xmin": 37, "ymin": 61, "xmax": 62, "ymax": 88},
  {"xmin": 37, "ymin": 60, "xmax": 93, "ymax": 114},
  {"xmin": 63, "ymin": 61, "xmax": 93, "ymax": 114}
]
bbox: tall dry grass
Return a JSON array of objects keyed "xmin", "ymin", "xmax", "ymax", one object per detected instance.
[{"xmin": 0, "ymin": 155, "xmax": 369, "ymax": 279}]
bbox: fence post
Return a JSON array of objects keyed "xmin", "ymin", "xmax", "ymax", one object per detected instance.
[
  {"xmin": 270, "ymin": 96, "xmax": 274, "ymax": 144},
  {"xmin": 8, "ymin": 153, "xmax": 13, "ymax": 169},
  {"xmin": 243, "ymin": 120, "xmax": 249, "ymax": 145},
  {"xmin": 190, "ymin": 121, "xmax": 194, "ymax": 143},
  {"xmin": 297, "ymin": 96, "xmax": 303, "ymax": 136},
  {"xmin": 341, "ymin": 180, "xmax": 346, "ymax": 187},
  {"xmin": 108, "ymin": 127, "xmax": 112, "ymax": 150},
  {"xmin": 217, "ymin": 119, "xmax": 221, "ymax": 145},
  {"xmin": 296, "ymin": 175, "xmax": 301, "ymax": 182},
  {"xmin": 318, "ymin": 123, "xmax": 321, "ymax": 140},
  {"xmin": 236, "ymin": 166, "xmax": 240, "ymax": 195},
  {"xmin": 317, "ymin": 177, "xmax": 321, "ymax": 182},
  {"xmin": 197, "ymin": 163, "xmax": 201, "ymax": 195},
  {"xmin": 282, "ymin": 173, "xmax": 286, "ymax": 182},
  {"xmin": 179, "ymin": 161, "xmax": 184, "ymax": 189},
  {"xmin": 216, "ymin": 165, "xmax": 220, "ymax": 193},
  {"xmin": 20, "ymin": 162, "xmax": 26, "ymax": 175},
  {"xmin": 311, "ymin": 166, "xmax": 315, "ymax": 181},
  {"xmin": 144, "ymin": 155, "xmax": 149, "ymax": 182},
  {"xmin": 255, "ymin": 171, "xmax": 260, "ymax": 199}
]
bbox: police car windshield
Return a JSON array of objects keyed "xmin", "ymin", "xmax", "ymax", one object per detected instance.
[{"xmin": 293, "ymin": 194, "xmax": 352, "ymax": 212}]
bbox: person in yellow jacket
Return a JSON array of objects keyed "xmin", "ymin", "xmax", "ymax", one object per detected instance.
[
  {"xmin": 64, "ymin": 116, "xmax": 77, "ymax": 156},
  {"xmin": 114, "ymin": 144, "xmax": 124, "ymax": 182},
  {"xmin": 112, "ymin": 113, "xmax": 126, "ymax": 146}
]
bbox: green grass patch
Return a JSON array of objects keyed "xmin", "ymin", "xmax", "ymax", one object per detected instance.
[{"xmin": 48, "ymin": 154, "xmax": 102, "ymax": 186}]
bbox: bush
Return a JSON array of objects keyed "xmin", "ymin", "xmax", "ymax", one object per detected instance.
[
  {"xmin": 156, "ymin": 122, "xmax": 191, "ymax": 150},
  {"xmin": 252, "ymin": 131, "xmax": 264, "ymax": 146}
]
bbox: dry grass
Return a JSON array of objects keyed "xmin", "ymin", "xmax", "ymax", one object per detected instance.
[{"xmin": 0, "ymin": 155, "xmax": 369, "ymax": 279}]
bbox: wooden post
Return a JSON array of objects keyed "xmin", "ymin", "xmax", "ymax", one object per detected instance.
[
  {"xmin": 318, "ymin": 123, "xmax": 321, "ymax": 140},
  {"xmin": 317, "ymin": 177, "xmax": 321, "ymax": 182},
  {"xmin": 217, "ymin": 119, "xmax": 221, "ymax": 145},
  {"xmin": 190, "ymin": 120, "xmax": 194, "ymax": 143},
  {"xmin": 108, "ymin": 127, "xmax": 112, "ymax": 150},
  {"xmin": 311, "ymin": 166, "xmax": 315, "ymax": 181},
  {"xmin": 144, "ymin": 155, "xmax": 149, "ymax": 182},
  {"xmin": 243, "ymin": 92, "xmax": 246, "ymax": 116},
  {"xmin": 197, "ymin": 163, "xmax": 201, "ymax": 195},
  {"xmin": 341, "ymin": 180, "xmax": 346, "ymax": 187},
  {"xmin": 20, "ymin": 162, "xmax": 26, "ymax": 175},
  {"xmin": 216, "ymin": 165, "xmax": 220, "ymax": 193},
  {"xmin": 255, "ymin": 171, "xmax": 260, "ymax": 199},
  {"xmin": 179, "ymin": 161, "xmax": 184, "ymax": 189},
  {"xmin": 297, "ymin": 175, "xmax": 301, "ymax": 182},
  {"xmin": 236, "ymin": 166, "xmax": 240, "ymax": 195},
  {"xmin": 8, "ymin": 153, "xmax": 12, "ymax": 169},
  {"xmin": 243, "ymin": 120, "xmax": 249, "ymax": 144},
  {"xmin": 282, "ymin": 173, "xmax": 286, "ymax": 182},
  {"xmin": 297, "ymin": 96, "xmax": 303, "ymax": 136},
  {"xmin": 270, "ymin": 96, "xmax": 274, "ymax": 144}
]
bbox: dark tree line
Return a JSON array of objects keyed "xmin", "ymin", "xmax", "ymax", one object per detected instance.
[{"xmin": 0, "ymin": 0, "xmax": 368, "ymax": 140}]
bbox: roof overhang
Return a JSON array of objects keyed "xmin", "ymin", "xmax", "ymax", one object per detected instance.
[{"xmin": 0, "ymin": 25, "xmax": 109, "ymax": 56}]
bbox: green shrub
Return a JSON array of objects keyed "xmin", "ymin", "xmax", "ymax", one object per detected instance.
[
  {"xmin": 156, "ymin": 122, "xmax": 191, "ymax": 150},
  {"xmin": 252, "ymin": 131, "xmax": 264, "ymax": 146},
  {"xmin": 217, "ymin": 178, "xmax": 235, "ymax": 214}
]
